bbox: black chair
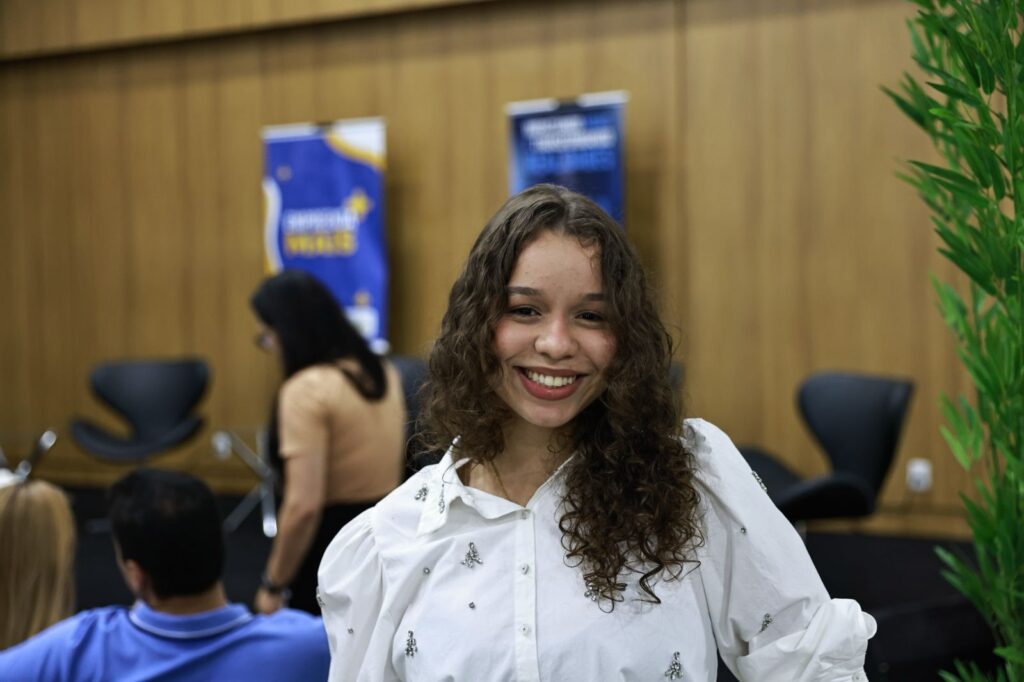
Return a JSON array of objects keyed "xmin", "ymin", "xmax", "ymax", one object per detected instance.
[
  {"xmin": 388, "ymin": 354, "xmax": 436, "ymax": 472},
  {"xmin": 70, "ymin": 358, "xmax": 210, "ymax": 462},
  {"xmin": 740, "ymin": 371, "xmax": 914, "ymax": 522},
  {"xmin": 0, "ymin": 429, "xmax": 58, "ymax": 481}
]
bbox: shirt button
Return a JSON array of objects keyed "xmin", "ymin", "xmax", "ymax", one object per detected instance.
[
  {"xmin": 520, "ymin": 564, "xmax": 530, "ymax": 575},
  {"xmin": 520, "ymin": 510, "xmax": 530, "ymax": 520},
  {"xmin": 519, "ymin": 624, "xmax": 530, "ymax": 636}
]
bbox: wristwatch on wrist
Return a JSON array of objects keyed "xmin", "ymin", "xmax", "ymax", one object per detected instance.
[{"xmin": 260, "ymin": 572, "xmax": 292, "ymax": 600}]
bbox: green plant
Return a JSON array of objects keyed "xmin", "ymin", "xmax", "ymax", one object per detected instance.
[{"xmin": 883, "ymin": 0, "xmax": 1024, "ymax": 679}]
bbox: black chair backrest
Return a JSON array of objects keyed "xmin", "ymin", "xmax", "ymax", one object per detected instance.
[
  {"xmin": 798, "ymin": 371, "xmax": 914, "ymax": 493},
  {"xmin": 388, "ymin": 354, "xmax": 441, "ymax": 473},
  {"xmin": 388, "ymin": 355, "xmax": 428, "ymax": 437},
  {"xmin": 91, "ymin": 359, "xmax": 210, "ymax": 440}
]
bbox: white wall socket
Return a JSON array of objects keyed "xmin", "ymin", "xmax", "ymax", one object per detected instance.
[{"xmin": 906, "ymin": 457, "xmax": 933, "ymax": 493}]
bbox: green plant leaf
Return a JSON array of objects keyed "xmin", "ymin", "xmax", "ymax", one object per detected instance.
[
  {"xmin": 928, "ymin": 79, "xmax": 987, "ymax": 107},
  {"xmin": 881, "ymin": 85, "xmax": 928, "ymax": 129},
  {"xmin": 910, "ymin": 160, "xmax": 981, "ymax": 189},
  {"xmin": 942, "ymin": 424, "xmax": 973, "ymax": 469},
  {"xmin": 994, "ymin": 646, "xmax": 1024, "ymax": 665}
]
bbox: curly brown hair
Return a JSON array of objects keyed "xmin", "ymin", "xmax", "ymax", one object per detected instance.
[{"xmin": 421, "ymin": 184, "xmax": 702, "ymax": 605}]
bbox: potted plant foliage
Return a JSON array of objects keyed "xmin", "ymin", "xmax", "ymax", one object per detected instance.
[{"xmin": 883, "ymin": 0, "xmax": 1024, "ymax": 679}]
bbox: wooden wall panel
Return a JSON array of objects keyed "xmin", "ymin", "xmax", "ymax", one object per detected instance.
[
  {"xmin": 0, "ymin": 0, "xmax": 978, "ymax": 535},
  {"xmin": 682, "ymin": 0, "xmax": 972, "ymax": 534},
  {"xmin": 0, "ymin": 0, "xmax": 500, "ymax": 60}
]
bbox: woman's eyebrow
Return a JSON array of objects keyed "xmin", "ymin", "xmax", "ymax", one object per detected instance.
[
  {"xmin": 507, "ymin": 286, "xmax": 606, "ymax": 302},
  {"xmin": 507, "ymin": 286, "xmax": 541, "ymax": 297}
]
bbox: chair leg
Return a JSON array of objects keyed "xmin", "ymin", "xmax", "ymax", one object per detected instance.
[
  {"xmin": 259, "ymin": 477, "xmax": 278, "ymax": 538},
  {"xmin": 212, "ymin": 429, "xmax": 278, "ymax": 538},
  {"xmin": 223, "ymin": 486, "xmax": 265, "ymax": 533}
]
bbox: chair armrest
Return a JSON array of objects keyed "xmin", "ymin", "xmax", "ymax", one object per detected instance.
[{"xmin": 775, "ymin": 472, "xmax": 875, "ymax": 521}]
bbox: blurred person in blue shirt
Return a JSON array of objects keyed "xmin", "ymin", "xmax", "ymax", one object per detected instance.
[{"xmin": 0, "ymin": 468, "xmax": 330, "ymax": 682}]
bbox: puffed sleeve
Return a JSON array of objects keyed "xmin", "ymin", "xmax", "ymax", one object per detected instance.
[
  {"xmin": 317, "ymin": 509, "xmax": 398, "ymax": 682},
  {"xmin": 689, "ymin": 419, "xmax": 876, "ymax": 681}
]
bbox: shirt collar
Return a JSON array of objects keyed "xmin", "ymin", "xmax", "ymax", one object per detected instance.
[
  {"xmin": 415, "ymin": 442, "xmax": 576, "ymax": 537},
  {"xmin": 128, "ymin": 601, "xmax": 254, "ymax": 640},
  {"xmin": 416, "ymin": 446, "xmax": 475, "ymax": 536}
]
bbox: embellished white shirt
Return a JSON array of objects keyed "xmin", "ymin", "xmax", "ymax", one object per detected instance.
[{"xmin": 317, "ymin": 419, "xmax": 876, "ymax": 681}]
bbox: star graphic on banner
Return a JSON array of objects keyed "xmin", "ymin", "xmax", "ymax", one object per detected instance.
[{"xmin": 344, "ymin": 189, "xmax": 373, "ymax": 219}]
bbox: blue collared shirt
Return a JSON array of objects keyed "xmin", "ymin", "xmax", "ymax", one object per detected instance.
[{"xmin": 0, "ymin": 601, "xmax": 330, "ymax": 682}]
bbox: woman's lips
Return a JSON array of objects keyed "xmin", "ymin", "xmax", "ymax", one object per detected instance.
[{"xmin": 516, "ymin": 367, "xmax": 584, "ymax": 400}]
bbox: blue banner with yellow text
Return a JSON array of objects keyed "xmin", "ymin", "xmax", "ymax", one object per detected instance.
[
  {"xmin": 262, "ymin": 118, "xmax": 389, "ymax": 352},
  {"xmin": 508, "ymin": 91, "xmax": 627, "ymax": 225}
]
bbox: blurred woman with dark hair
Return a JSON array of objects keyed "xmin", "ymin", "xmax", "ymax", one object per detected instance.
[
  {"xmin": 317, "ymin": 185, "xmax": 876, "ymax": 680},
  {"xmin": 0, "ymin": 478, "xmax": 75, "ymax": 649},
  {"xmin": 251, "ymin": 270, "xmax": 405, "ymax": 615}
]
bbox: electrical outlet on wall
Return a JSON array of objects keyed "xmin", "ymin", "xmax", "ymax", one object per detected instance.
[{"xmin": 906, "ymin": 458, "xmax": 933, "ymax": 493}]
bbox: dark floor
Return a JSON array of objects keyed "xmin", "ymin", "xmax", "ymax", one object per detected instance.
[{"xmin": 67, "ymin": 487, "xmax": 995, "ymax": 680}]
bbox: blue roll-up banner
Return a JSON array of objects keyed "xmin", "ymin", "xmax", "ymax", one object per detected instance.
[
  {"xmin": 262, "ymin": 118, "xmax": 389, "ymax": 353},
  {"xmin": 508, "ymin": 91, "xmax": 627, "ymax": 225}
]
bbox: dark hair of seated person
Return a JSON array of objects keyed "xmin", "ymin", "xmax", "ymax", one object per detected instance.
[{"xmin": 107, "ymin": 469, "xmax": 224, "ymax": 599}]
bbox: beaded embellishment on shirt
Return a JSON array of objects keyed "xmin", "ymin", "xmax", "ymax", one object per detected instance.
[
  {"xmin": 405, "ymin": 631, "xmax": 418, "ymax": 656},
  {"xmin": 461, "ymin": 542, "xmax": 483, "ymax": 568},
  {"xmin": 437, "ymin": 481, "xmax": 447, "ymax": 514},
  {"xmin": 759, "ymin": 613, "xmax": 773, "ymax": 633},
  {"xmin": 414, "ymin": 485, "xmax": 428, "ymax": 501},
  {"xmin": 739, "ymin": 526, "xmax": 748, "ymax": 534},
  {"xmin": 583, "ymin": 579, "xmax": 599, "ymax": 602},
  {"xmin": 751, "ymin": 470, "xmax": 768, "ymax": 492},
  {"xmin": 664, "ymin": 651, "xmax": 683, "ymax": 679}
]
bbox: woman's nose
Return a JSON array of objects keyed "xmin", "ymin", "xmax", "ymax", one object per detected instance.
[{"xmin": 534, "ymin": 317, "xmax": 577, "ymax": 359}]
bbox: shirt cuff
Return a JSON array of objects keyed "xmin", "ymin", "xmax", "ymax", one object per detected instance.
[{"xmin": 736, "ymin": 599, "xmax": 877, "ymax": 681}]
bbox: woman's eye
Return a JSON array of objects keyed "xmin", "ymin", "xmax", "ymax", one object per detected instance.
[
  {"xmin": 509, "ymin": 306, "xmax": 538, "ymax": 317},
  {"xmin": 578, "ymin": 311, "xmax": 605, "ymax": 323}
]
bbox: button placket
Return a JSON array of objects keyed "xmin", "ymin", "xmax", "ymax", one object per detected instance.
[{"xmin": 513, "ymin": 507, "xmax": 540, "ymax": 682}]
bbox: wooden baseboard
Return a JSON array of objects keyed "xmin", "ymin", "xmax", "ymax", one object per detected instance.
[{"xmin": 809, "ymin": 505, "xmax": 971, "ymax": 540}]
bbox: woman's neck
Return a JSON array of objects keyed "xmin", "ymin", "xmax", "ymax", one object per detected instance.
[{"xmin": 464, "ymin": 423, "xmax": 571, "ymax": 506}]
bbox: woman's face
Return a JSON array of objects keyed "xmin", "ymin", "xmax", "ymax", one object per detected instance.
[{"xmin": 492, "ymin": 230, "xmax": 616, "ymax": 439}]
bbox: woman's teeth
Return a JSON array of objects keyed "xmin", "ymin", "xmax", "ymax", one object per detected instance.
[{"xmin": 525, "ymin": 371, "xmax": 577, "ymax": 388}]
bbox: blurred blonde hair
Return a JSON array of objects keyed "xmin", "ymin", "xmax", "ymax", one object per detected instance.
[{"xmin": 0, "ymin": 480, "xmax": 76, "ymax": 649}]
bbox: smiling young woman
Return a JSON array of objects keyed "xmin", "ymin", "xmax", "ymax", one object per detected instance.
[
  {"xmin": 491, "ymin": 231, "xmax": 616, "ymax": 448},
  {"xmin": 317, "ymin": 184, "xmax": 876, "ymax": 681}
]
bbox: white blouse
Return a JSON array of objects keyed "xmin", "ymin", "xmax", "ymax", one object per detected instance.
[{"xmin": 317, "ymin": 419, "xmax": 876, "ymax": 681}]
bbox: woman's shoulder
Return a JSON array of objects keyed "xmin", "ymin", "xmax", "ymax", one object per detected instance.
[
  {"xmin": 680, "ymin": 418, "xmax": 752, "ymax": 484},
  {"xmin": 681, "ymin": 417, "xmax": 783, "ymax": 520},
  {"xmin": 282, "ymin": 362, "xmax": 373, "ymax": 404},
  {"xmin": 281, "ymin": 364, "xmax": 339, "ymax": 396},
  {"xmin": 337, "ymin": 465, "xmax": 440, "ymax": 548},
  {"xmin": 681, "ymin": 417, "xmax": 730, "ymax": 456}
]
